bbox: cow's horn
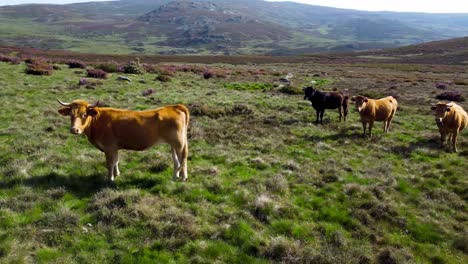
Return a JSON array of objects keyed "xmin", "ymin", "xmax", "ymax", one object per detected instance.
[
  {"xmin": 89, "ymin": 100, "xmax": 100, "ymax": 108},
  {"xmin": 57, "ymin": 99, "xmax": 71, "ymax": 107}
]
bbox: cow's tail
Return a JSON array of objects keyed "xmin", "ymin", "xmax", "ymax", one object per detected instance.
[{"xmin": 177, "ymin": 104, "xmax": 190, "ymax": 180}]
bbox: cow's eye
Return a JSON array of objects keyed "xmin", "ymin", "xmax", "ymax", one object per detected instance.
[{"xmin": 82, "ymin": 114, "xmax": 87, "ymax": 118}]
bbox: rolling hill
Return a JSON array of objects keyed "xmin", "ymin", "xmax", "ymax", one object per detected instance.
[{"xmin": 0, "ymin": 0, "xmax": 467, "ymax": 55}]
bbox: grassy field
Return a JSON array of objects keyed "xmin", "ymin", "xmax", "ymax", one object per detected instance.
[{"xmin": 0, "ymin": 58, "xmax": 467, "ymax": 263}]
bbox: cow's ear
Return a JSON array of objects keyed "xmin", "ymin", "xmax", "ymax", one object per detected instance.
[
  {"xmin": 87, "ymin": 107, "xmax": 98, "ymax": 117},
  {"xmin": 350, "ymin": 96, "xmax": 356, "ymax": 102},
  {"xmin": 430, "ymin": 106, "xmax": 436, "ymax": 111},
  {"xmin": 58, "ymin": 107, "xmax": 71, "ymax": 116}
]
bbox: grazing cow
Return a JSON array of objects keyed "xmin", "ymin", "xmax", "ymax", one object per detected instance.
[
  {"xmin": 57, "ymin": 99, "xmax": 189, "ymax": 181},
  {"xmin": 351, "ymin": 95, "xmax": 398, "ymax": 137},
  {"xmin": 303, "ymin": 86, "xmax": 349, "ymax": 124},
  {"xmin": 431, "ymin": 102, "xmax": 468, "ymax": 152}
]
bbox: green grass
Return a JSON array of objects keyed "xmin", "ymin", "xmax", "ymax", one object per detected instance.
[{"xmin": 0, "ymin": 60, "xmax": 467, "ymax": 263}]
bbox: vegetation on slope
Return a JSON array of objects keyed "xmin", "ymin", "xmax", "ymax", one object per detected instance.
[{"xmin": 0, "ymin": 56, "xmax": 467, "ymax": 263}]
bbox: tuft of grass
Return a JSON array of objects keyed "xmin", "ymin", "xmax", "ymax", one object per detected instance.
[
  {"xmin": 25, "ymin": 59, "xmax": 53, "ymax": 75},
  {"xmin": 224, "ymin": 82, "xmax": 273, "ymax": 91}
]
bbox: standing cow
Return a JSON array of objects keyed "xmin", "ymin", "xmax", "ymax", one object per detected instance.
[
  {"xmin": 351, "ymin": 95, "xmax": 398, "ymax": 137},
  {"xmin": 58, "ymin": 99, "xmax": 189, "ymax": 181},
  {"xmin": 303, "ymin": 86, "xmax": 349, "ymax": 124},
  {"xmin": 431, "ymin": 102, "xmax": 468, "ymax": 152}
]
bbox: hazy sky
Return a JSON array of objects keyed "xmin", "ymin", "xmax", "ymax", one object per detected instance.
[
  {"xmin": 0, "ymin": 0, "xmax": 112, "ymax": 6},
  {"xmin": 267, "ymin": 0, "xmax": 468, "ymax": 13},
  {"xmin": 0, "ymin": 0, "xmax": 467, "ymax": 13}
]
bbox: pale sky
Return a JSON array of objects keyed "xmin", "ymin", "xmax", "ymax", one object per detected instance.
[
  {"xmin": 0, "ymin": 0, "xmax": 112, "ymax": 6},
  {"xmin": 267, "ymin": 0, "xmax": 468, "ymax": 13}
]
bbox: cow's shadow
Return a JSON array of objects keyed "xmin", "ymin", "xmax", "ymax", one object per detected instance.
[
  {"xmin": 0, "ymin": 172, "xmax": 112, "ymax": 198},
  {"xmin": 304, "ymin": 126, "xmax": 364, "ymax": 142},
  {"xmin": 390, "ymin": 137, "xmax": 443, "ymax": 158}
]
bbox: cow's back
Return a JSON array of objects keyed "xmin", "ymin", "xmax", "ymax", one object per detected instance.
[{"xmin": 373, "ymin": 96, "xmax": 397, "ymax": 121}]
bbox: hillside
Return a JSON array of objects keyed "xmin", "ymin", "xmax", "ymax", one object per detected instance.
[
  {"xmin": 0, "ymin": 46, "xmax": 467, "ymax": 263},
  {"xmin": 352, "ymin": 36, "xmax": 468, "ymax": 64},
  {"xmin": 0, "ymin": 0, "xmax": 467, "ymax": 55}
]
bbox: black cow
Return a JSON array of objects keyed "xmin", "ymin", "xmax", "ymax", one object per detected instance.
[{"xmin": 303, "ymin": 86, "xmax": 349, "ymax": 124}]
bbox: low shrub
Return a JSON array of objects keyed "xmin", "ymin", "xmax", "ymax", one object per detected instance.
[
  {"xmin": 230, "ymin": 104, "xmax": 254, "ymax": 116},
  {"xmin": 203, "ymin": 69, "xmax": 214, "ymax": 79},
  {"xmin": 436, "ymin": 91, "xmax": 465, "ymax": 102},
  {"xmin": 278, "ymin": 85, "xmax": 302, "ymax": 95},
  {"xmin": 78, "ymin": 78, "xmax": 89, "ymax": 86},
  {"xmin": 142, "ymin": 88, "xmax": 155, "ymax": 96},
  {"xmin": 0, "ymin": 54, "xmax": 20, "ymax": 64},
  {"xmin": 67, "ymin": 60, "xmax": 87, "ymax": 69},
  {"xmin": 87, "ymin": 69, "xmax": 108, "ymax": 79},
  {"xmin": 95, "ymin": 62, "xmax": 119, "ymax": 73},
  {"xmin": 435, "ymin": 82, "xmax": 449, "ymax": 89},
  {"xmin": 454, "ymin": 80, "xmax": 468, "ymax": 85},
  {"xmin": 155, "ymin": 74, "xmax": 172, "ymax": 82},
  {"xmin": 25, "ymin": 59, "xmax": 53, "ymax": 75},
  {"xmin": 188, "ymin": 103, "xmax": 226, "ymax": 118},
  {"xmin": 123, "ymin": 59, "xmax": 143, "ymax": 74}
]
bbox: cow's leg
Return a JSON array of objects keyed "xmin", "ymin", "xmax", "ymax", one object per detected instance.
[
  {"xmin": 105, "ymin": 150, "xmax": 118, "ymax": 181},
  {"xmin": 315, "ymin": 110, "xmax": 320, "ymax": 124},
  {"xmin": 173, "ymin": 142, "xmax": 188, "ymax": 181},
  {"xmin": 338, "ymin": 107, "xmax": 342, "ymax": 122},
  {"xmin": 452, "ymin": 129, "xmax": 459, "ymax": 152},
  {"xmin": 383, "ymin": 121, "xmax": 388, "ymax": 133},
  {"xmin": 180, "ymin": 141, "xmax": 188, "ymax": 181},
  {"xmin": 362, "ymin": 121, "xmax": 367, "ymax": 136},
  {"xmin": 343, "ymin": 104, "xmax": 348, "ymax": 121},
  {"xmin": 171, "ymin": 146, "xmax": 180, "ymax": 180},
  {"xmin": 386, "ymin": 110, "xmax": 396, "ymax": 132},
  {"xmin": 368, "ymin": 121, "xmax": 374, "ymax": 137},
  {"xmin": 440, "ymin": 130, "xmax": 447, "ymax": 147},
  {"xmin": 320, "ymin": 110, "xmax": 325, "ymax": 124},
  {"xmin": 114, "ymin": 160, "xmax": 120, "ymax": 177}
]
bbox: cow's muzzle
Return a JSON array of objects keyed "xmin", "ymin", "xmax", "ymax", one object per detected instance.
[{"xmin": 71, "ymin": 128, "xmax": 82, "ymax": 134}]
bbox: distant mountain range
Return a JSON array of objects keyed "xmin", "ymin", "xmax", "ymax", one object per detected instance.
[{"xmin": 0, "ymin": 0, "xmax": 467, "ymax": 55}]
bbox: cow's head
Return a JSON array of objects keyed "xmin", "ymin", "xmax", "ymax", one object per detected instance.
[
  {"xmin": 57, "ymin": 99, "xmax": 99, "ymax": 135},
  {"xmin": 431, "ymin": 102, "xmax": 453, "ymax": 124},
  {"xmin": 303, "ymin": 86, "xmax": 316, "ymax": 100},
  {"xmin": 351, "ymin": 95, "xmax": 368, "ymax": 113}
]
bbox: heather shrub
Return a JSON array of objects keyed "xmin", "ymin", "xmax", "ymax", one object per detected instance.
[
  {"xmin": 67, "ymin": 60, "xmax": 87, "ymax": 69},
  {"xmin": 78, "ymin": 78, "xmax": 89, "ymax": 86},
  {"xmin": 87, "ymin": 69, "xmax": 108, "ymax": 79},
  {"xmin": 0, "ymin": 54, "xmax": 20, "ymax": 64},
  {"xmin": 436, "ymin": 91, "xmax": 465, "ymax": 102},
  {"xmin": 25, "ymin": 59, "xmax": 53, "ymax": 75},
  {"xmin": 203, "ymin": 69, "xmax": 214, "ymax": 79},
  {"xmin": 142, "ymin": 88, "xmax": 154, "ymax": 96},
  {"xmin": 435, "ymin": 82, "xmax": 449, "ymax": 89}
]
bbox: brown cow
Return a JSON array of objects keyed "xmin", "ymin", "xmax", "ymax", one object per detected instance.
[
  {"xmin": 58, "ymin": 99, "xmax": 189, "ymax": 181},
  {"xmin": 351, "ymin": 95, "xmax": 398, "ymax": 137},
  {"xmin": 431, "ymin": 102, "xmax": 468, "ymax": 152}
]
